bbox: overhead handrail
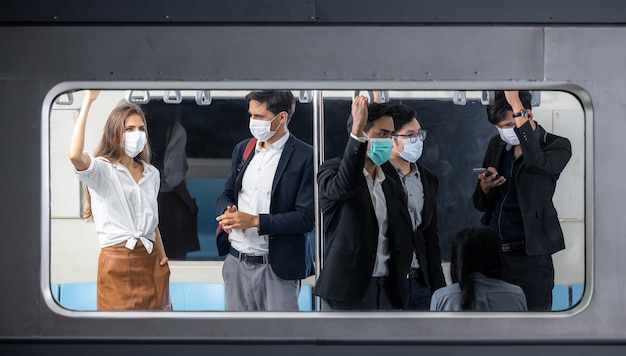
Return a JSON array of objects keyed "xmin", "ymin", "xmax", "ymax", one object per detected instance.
[
  {"xmin": 379, "ymin": 90, "xmax": 390, "ymax": 103},
  {"xmin": 55, "ymin": 92, "xmax": 74, "ymax": 105},
  {"xmin": 163, "ymin": 90, "xmax": 182, "ymax": 104},
  {"xmin": 299, "ymin": 90, "xmax": 313, "ymax": 104},
  {"xmin": 352, "ymin": 90, "xmax": 389, "ymax": 103},
  {"xmin": 531, "ymin": 91, "xmax": 541, "ymax": 107},
  {"xmin": 195, "ymin": 90, "xmax": 212, "ymax": 106},
  {"xmin": 481, "ymin": 90, "xmax": 495, "ymax": 105},
  {"xmin": 125, "ymin": 90, "xmax": 150, "ymax": 104},
  {"xmin": 452, "ymin": 90, "xmax": 467, "ymax": 105},
  {"xmin": 352, "ymin": 90, "xmax": 377, "ymax": 103}
]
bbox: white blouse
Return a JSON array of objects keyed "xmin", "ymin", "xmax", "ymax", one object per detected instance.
[{"xmin": 74, "ymin": 154, "xmax": 160, "ymax": 253}]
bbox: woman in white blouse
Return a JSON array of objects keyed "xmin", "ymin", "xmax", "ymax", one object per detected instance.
[
  {"xmin": 69, "ymin": 90, "xmax": 170, "ymax": 310},
  {"xmin": 430, "ymin": 226, "xmax": 527, "ymax": 312}
]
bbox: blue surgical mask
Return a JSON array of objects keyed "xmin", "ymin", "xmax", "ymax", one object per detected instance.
[
  {"xmin": 399, "ymin": 138, "xmax": 423, "ymax": 163},
  {"xmin": 367, "ymin": 138, "xmax": 393, "ymax": 166}
]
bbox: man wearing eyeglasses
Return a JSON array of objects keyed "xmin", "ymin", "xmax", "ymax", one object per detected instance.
[
  {"xmin": 473, "ymin": 90, "xmax": 571, "ymax": 311},
  {"xmin": 382, "ymin": 104, "xmax": 446, "ymax": 310}
]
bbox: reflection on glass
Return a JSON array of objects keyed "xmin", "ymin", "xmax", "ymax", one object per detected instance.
[
  {"xmin": 49, "ymin": 89, "xmax": 584, "ymax": 312},
  {"xmin": 145, "ymin": 103, "xmax": 200, "ymax": 261}
]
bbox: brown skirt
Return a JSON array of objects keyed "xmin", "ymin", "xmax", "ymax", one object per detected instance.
[{"xmin": 97, "ymin": 242, "xmax": 171, "ymax": 310}]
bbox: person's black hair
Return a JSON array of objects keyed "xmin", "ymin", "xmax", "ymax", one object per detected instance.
[
  {"xmin": 346, "ymin": 102, "xmax": 394, "ymax": 134},
  {"xmin": 486, "ymin": 90, "xmax": 533, "ymax": 125},
  {"xmin": 389, "ymin": 104, "xmax": 420, "ymax": 132},
  {"xmin": 245, "ymin": 90, "xmax": 296, "ymax": 122},
  {"xmin": 450, "ymin": 226, "xmax": 506, "ymax": 310}
]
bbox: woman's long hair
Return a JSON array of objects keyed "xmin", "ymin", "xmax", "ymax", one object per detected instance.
[
  {"xmin": 449, "ymin": 226, "xmax": 505, "ymax": 310},
  {"xmin": 82, "ymin": 103, "xmax": 151, "ymax": 221}
]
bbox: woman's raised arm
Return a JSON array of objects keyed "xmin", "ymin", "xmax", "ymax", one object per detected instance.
[{"xmin": 69, "ymin": 90, "xmax": 100, "ymax": 171}]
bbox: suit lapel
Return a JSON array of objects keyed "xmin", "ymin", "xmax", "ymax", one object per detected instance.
[
  {"xmin": 272, "ymin": 135, "xmax": 295, "ymax": 195},
  {"xmin": 380, "ymin": 177, "xmax": 395, "ymax": 220},
  {"xmin": 359, "ymin": 170, "xmax": 379, "ymax": 227},
  {"xmin": 416, "ymin": 164, "xmax": 431, "ymax": 228},
  {"xmin": 493, "ymin": 141, "xmax": 506, "ymax": 171},
  {"xmin": 518, "ymin": 125, "xmax": 547, "ymax": 176}
]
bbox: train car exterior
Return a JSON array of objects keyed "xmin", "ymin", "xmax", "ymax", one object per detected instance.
[{"xmin": 2, "ymin": 0, "xmax": 626, "ymax": 354}]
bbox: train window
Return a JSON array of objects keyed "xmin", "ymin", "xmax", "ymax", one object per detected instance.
[{"xmin": 48, "ymin": 89, "xmax": 585, "ymax": 313}]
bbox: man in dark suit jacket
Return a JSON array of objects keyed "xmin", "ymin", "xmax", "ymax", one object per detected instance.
[
  {"xmin": 314, "ymin": 96, "xmax": 413, "ymax": 310},
  {"xmin": 473, "ymin": 90, "xmax": 571, "ymax": 311},
  {"xmin": 216, "ymin": 91, "xmax": 314, "ymax": 311},
  {"xmin": 382, "ymin": 104, "xmax": 446, "ymax": 310}
]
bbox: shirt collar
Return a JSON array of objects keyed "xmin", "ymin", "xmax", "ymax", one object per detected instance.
[
  {"xmin": 389, "ymin": 160, "xmax": 418, "ymax": 177},
  {"xmin": 471, "ymin": 272, "xmax": 489, "ymax": 280},
  {"xmin": 112, "ymin": 160, "xmax": 147, "ymax": 176},
  {"xmin": 257, "ymin": 131, "xmax": 290, "ymax": 152},
  {"xmin": 363, "ymin": 164, "xmax": 386, "ymax": 184}
]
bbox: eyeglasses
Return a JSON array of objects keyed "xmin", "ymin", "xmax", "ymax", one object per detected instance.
[{"xmin": 392, "ymin": 130, "xmax": 427, "ymax": 143}]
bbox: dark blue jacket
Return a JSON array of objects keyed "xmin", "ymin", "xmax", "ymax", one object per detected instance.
[{"xmin": 216, "ymin": 135, "xmax": 315, "ymax": 280}]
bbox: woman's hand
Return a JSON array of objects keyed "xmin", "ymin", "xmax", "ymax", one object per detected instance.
[{"xmin": 86, "ymin": 89, "xmax": 100, "ymax": 103}]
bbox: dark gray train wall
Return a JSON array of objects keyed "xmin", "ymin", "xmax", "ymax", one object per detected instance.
[
  {"xmin": 2, "ymin": 0, "xmax": 626, "ymax": 354},
  {"xmin": 4, "ymin": 0, "xmax": 626, "ymax": 23}
]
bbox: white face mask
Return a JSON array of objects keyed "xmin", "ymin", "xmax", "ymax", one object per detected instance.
[
  {"xmin": 249, "ymin": 113, "xmax": 280, "ymax": 142},
  {"xmin": 497, "ymin": 127, "xmax": 520, "ymax": 146},
  {"xmin": 398, "ymin": 138, "xmax": 424, "ymax": 163},
  {"xmin": 124, "ymin": 131, "xmax": 147, "ymax": 158}
]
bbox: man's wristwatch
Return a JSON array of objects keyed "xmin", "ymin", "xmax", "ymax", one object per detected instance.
[{"xmin": 512, "ymin": 108, "xmax": 528, "ymax": 118}]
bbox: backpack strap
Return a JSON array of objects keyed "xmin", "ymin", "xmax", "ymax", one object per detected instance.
[
  {"xmin": 217, "ymin": 137, "xmax": 258, "ymax": 238},
  {"xmin": 237, "ymin": 138, "xmax": 257, "ymax": 172},
  {"xmin": 243, "ymin": 137, "xmax": 257, "ymax": 160}
]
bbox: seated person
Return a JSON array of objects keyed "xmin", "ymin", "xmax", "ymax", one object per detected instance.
[{"xmin": 430, "ymin": 226, "xmax": 527, "ymax": 311}]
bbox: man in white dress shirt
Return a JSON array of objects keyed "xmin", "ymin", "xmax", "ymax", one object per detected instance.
[{"xmin": 216, "ymin": 91, "xmax": 315, "ymax": 311}]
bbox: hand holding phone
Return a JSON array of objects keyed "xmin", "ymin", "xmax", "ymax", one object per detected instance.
[{"xmin": 473, "ymin": 168, "xmax": 494, "ymax": 177}]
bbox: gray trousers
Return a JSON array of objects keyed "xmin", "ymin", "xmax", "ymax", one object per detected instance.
[{"xmin": 222, "ymin": 254, "xmax": 300, "ymax": 311}]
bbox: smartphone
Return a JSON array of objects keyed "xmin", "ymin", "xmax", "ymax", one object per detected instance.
[{"xmin": 473, "ymin": 168, "xmax": 494, "ymax": 177}]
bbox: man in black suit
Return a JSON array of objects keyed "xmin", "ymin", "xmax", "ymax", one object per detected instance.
[
  {"xmin": 382, "ymin": 104, "xmax": 446, "ymax": 310},
  {"xmin": 216, "ymin": 91, "xmax": 315, "ymax": 311},
  {"xmin": 314, "ymin": 96, "xmax": 413, "ymax": 310},
  {"xmin": 473, "ymin": 90, "xmax": 572, "ymax": 311}
]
